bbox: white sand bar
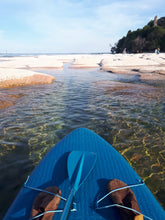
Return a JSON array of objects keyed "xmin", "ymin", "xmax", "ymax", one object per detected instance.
[
  {"xmin": 70, "ymin": 54, "xmax": 107, "ymax": 68},
  {"xmin": 0, "ymin": 68, "xmax": 55, "ymax": 88},
  {"xmin": 0, "ymin": 55, "xmax": 64, "ymax": 69},
  {"xmin": 0, "ymin": 53, "xmax": 165, "ymax": 89},
  {"xmin": 71, "ymin": 53, "xmax": 165, "ymax": 80},
  {"xmin": 100, "ymin": 53, "xmax": 165, "ymax": 80},
  {"xmin": 0, "ymin": 55, "xmax": 75, "ymax": 88}
]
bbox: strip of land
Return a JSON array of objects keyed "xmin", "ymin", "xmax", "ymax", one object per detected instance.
[
  {"xmin": 70, "ymin": 53, "xmax": 165, "ymax": 80},
  {"xmin": 0, "ymin": 53, "xmax": 165, "ymax": 109},
  {"xmin": 0, "ymin": 53, "xmax": 165, "ymax": 89},
  {"xmin": 99, "ymin": 53, "xmax": 165, "ymax": 80}
]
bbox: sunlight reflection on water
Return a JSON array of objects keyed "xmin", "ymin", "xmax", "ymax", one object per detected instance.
[{"xmin": 0, "ymin": 66, "xmax": 165, "ymax": 217}]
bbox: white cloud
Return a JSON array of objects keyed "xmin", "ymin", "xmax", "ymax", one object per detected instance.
[
  {"xmin": 93, "ymin": 0, "xmax": 165, "ymax": 43},
  {"xmin": 0, "ymin": 0, "xmax": 165, "ymax": 53}
]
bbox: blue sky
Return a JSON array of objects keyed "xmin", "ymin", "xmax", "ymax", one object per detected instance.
[{"xmin": 0, "ymin": 0, "xmax": 164, "ymax": 53}]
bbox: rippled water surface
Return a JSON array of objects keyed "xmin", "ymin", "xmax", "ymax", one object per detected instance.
[{"xmin": 0, "ymin": 64, "xmax": 165, "ymax": 217}]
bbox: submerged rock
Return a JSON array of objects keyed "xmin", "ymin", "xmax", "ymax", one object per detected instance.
[
  {"xmin": 0, "ymin": 93, "xmax": 24, "ymax": 109},
  {"xmin": 0, "ymin": 98, "xmax": 14, "ymax": 109}
]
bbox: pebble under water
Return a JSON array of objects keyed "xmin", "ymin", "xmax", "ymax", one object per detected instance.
[{"xmin": 0, "ymin": 64, "xmax": 165, "ymax": 218}]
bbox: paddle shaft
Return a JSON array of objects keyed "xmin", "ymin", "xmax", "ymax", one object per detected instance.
[
  {"xmin": 60, "ymin": 188, "xmax": 76, "ymax": 220},
  {"xmin": 60, "ymin": 154, "xmax": 84, "ymax": 220},
  {"xmin": 60, "ymin": 151, "xmax": 96, "ymax": 220}
]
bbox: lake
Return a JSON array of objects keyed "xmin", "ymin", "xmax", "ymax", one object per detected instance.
[{"xmin": 0, "ymin": 63, "xmax": 165, "ymax": 218}]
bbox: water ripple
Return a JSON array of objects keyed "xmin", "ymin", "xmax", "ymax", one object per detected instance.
[{"xmin": 0, "ymin": 67, "xmax": 165, "ymax": 217}]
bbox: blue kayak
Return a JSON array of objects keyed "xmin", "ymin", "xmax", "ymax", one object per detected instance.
[{"xmin": 4, "ymin": 128, "xmax": 165, "ymax": 219}]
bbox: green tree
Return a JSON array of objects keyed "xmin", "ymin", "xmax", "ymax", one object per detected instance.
[{"xmin": 114, "ymin": 17, "xmax": 165, "ymax": 53}]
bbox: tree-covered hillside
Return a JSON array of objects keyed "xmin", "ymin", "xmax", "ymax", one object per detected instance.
[{"xmin": 113, "ymin": 17, "xmax": 165, "ymax": 53}]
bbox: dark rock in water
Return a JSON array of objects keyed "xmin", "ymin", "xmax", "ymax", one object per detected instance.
[
  {"xmin": 0, "ymin": 98, "xmax": 15, "ymax": 109},
  {"xmin": 156, "ymin": 189, "xmax": 165, "ymax": 210},
  {"xmin": 0, "ymin": 93, "xmax": 24, "ymax": 109}
]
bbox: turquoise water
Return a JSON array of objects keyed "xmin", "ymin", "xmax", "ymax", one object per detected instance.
[{"xmin": 0, "ymin": 64, "xmax": 165, "ymax": 218}]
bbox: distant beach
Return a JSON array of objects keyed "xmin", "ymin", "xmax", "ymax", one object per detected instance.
[
  {"xmin": 0, "ymin": 53, "xmax": 165, "ymax": 89},
  {"xmin": 0, "ymin": 53, "xmax": 165, "ymax": 109}
]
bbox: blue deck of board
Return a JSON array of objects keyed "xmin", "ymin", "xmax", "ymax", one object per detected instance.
[{"xmin": 4, "ymin": 128, "xmax": 165, "ymax": 219}]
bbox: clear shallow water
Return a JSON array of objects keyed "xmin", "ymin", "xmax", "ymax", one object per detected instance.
[{"xmin": 0, "ymin": 64, "xmax": 165, "ymax": 218}]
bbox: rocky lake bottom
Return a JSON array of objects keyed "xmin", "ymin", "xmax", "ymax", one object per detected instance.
[{"xmin": 0, "ymin": 64, "xmax": 165, "ymax": 218}]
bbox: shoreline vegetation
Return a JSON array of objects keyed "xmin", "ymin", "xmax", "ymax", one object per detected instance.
[
  {"xmin": 113, "ymin": 16, "xmax": 165, "ymax": 54},
  {"xmin": 0, "ymin": 53, "xmax": 165, "ymax": 109}
]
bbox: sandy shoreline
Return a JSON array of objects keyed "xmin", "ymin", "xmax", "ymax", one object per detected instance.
[
  {"xmin": 0, "ymin": 53, "xmax": 165, "ymax": 89},
  {"xmin": 0, "ymin": 53, "xmax": 165, "ymax": 109}
]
